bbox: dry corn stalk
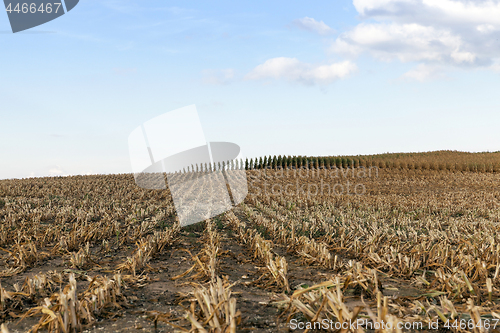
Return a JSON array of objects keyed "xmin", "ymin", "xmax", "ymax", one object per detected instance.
[
  {"xmin": 18, "ymin": 272, "xmax": 124, "ymax": 332},
  {"xmin": 225, "ymin": 212, "xmax": 289, "ymax": 292},
  {"xmin": 282, "ymin": 278, "xmax": 363, "ymax": 332},
  {"xmin": 172, "ymin": 220, "xmax": 220, "ymax": 283},
  {"xmin": 117, "ymin": 226, "xmax": 179, "ymax": 275},
  {"xmin": 363, "ymin": 292, "xmax": 403, "ymax": 333},
  {"xmin": 0, "ymin": 281, "xmax": 13, "ymax": 311},
  {"xmin": 1, "ymin": 324, "xmax": 10, "ymax": 333},
  {"xmin": 185, "ymin": 277, "xmax": 241, "ymax": 333}
]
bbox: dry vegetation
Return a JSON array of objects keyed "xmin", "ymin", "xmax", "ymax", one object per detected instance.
[{"xmin": 1, "ymin": 151, "xmax": 500, "ymax": 332}]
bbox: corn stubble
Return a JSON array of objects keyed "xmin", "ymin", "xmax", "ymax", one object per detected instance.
[
  {"xmin": 0, "ymin": 175, "xmax": 179, "ymax": 331},
  {"xmin": 160, "ymin": 219, "xmax": 241, "ymax": 332},
  {"xmin": 240, "ymin": 164, "xmax": 500, "ymax": 331},
  {"xmin": 1, "ymin": 156, "xmax": 500, "ymax": 331}
]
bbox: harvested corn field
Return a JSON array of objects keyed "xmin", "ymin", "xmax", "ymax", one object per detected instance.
[{"xmin": 1, "ymin": 153, "xmax": 500, "ymax": 332}]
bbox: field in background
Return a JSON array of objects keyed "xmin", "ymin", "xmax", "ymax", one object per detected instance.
[
  {"xmin": 1, "ymin": 151, "xmax": 500, "ymax": 332},
  {"xmin": 245, "ymin": 150, "xmax": 500, "ymax": 173}
]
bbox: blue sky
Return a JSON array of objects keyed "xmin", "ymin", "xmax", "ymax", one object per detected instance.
[{"xmin": 1, "ymin": 0, "xmax": 500, "ymax": 179}]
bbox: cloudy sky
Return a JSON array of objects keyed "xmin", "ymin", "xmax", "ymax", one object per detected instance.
[{"xmin": 1, "ymin": 0, "xmax": 500, "ymax": 179}]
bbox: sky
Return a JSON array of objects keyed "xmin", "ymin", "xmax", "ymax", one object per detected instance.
[{"xmin": 1, "ymin": 0, "xmax": 500, "ymax": 179}]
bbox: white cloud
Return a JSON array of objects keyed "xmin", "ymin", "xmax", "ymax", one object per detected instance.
[
  {"xmin": 477, "ymin": 24, "xmax": 498, "ymax": 33},
  {"xmin": 245, "ymin": 57, "xmax": 357, "ymax": 85},
  {"xmin": 48, "ymin": 166, "xmax": 67, "ymax": 176},
  {"xmin": 334, "ymin": 0, "xmax": 500, "ymax": 80},
  {"xmin": 401, "ymin": 64, "xmax": 445, "ymax": 81},
  {"xmin": 420, "ymin": 0, "xmax": 500, "ymax": 25},
  {"xmin": 292, "ymin": 17, "xmax": 335, "ymax": 35},
  {"xmin": 353, "ymin": 0, "xmax": 500, "ymax": 26},
  {"xmin": 332, "ymin": 23, "xmax": 477, "ymax": 64},
  {"xmin": 490, "ymin": 60, "xmax": 500, "ymax": 72},
  {"xmin": 28, "ymin": 165, "xmax": 68, "ymax": 178},
  {"xmin": 202, "ymin": 69, "xmax": 235, "ymax": 85}
]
